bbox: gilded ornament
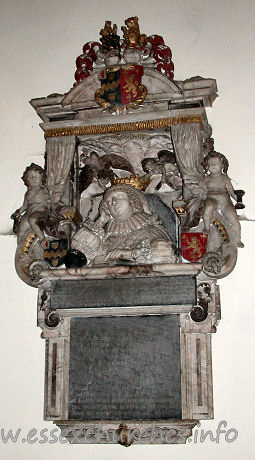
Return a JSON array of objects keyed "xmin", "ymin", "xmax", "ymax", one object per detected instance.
[
  {"xmin": 44, "ymin": 115, "xmax": 203, "ymax": 139},
  {"xmin": 173, "ymin": 206, "xmax": 186, "ymax": 215},
  {"xmin": 22, "ymin": 232, "xmax": 36, "ymax": 254},
  {"xmin": 211, "ymin": 218, "xmax": 230, "ymax": 243},
  {"xmin": 112, "ymin": 174, "xmax": 150, "ymax": 191}
]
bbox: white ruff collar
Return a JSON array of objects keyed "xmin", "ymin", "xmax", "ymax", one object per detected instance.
[{"xmin": 105, "ymin": 212, "xmax": 155, "ymax": 237}]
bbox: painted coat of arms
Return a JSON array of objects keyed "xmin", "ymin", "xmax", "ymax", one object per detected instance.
[
  {"xmin": 44, "ymin": 239, "xmax": 68, "ymax": 267},
  {"xmin": 181, "ymin": 232, "xmax": 207, "ymax": 262},
  {"xmin": 95, "ymin": 64, "xmax": 147, "ymax": 112}
]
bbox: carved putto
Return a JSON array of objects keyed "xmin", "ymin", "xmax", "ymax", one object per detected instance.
[
  {"xmin": 11, "ymin": 137, "xmax": 245, "ymax": 284},
  {"xmin": 202, "ymin": 151, "xmax": 243, "ymax": 247},
  {"xmin": 79, "ymin": 150, "xmax": 135, "ymax": 195},
  {"xmin": 180, "ymin": 148, "xmax": 244, "ymax": 276},
  {"xmin": 11, "ymin": 162, "xmax": 79, "ymax": 285},
  {"xmin": 11, "ymin": 17, "xmax": 246, "ymax": 287},
  {"xmin": 141, "ymin": 150, "xmax": 182, "ymax": 196},
  {"xmin": 11, "ymin": 163, "xmax": 49, "ymax": 245}
]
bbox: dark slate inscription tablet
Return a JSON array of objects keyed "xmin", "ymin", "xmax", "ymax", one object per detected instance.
[
  {"xmin": 68, "ymin": 315, "xmax": 182, "ymax": 420},
  {"xmin": 51, "ymin": 275, "xmax": 196, "ymax": 309}
]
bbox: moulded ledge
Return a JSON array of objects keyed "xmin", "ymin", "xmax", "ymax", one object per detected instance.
[{"xmin": 55, "ymin": 419, "xmax": 199, "ymax": 445}]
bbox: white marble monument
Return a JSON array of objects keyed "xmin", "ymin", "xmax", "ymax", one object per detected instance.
[{"xmin": 11, "ymin": 17, "xmax": 245, "ymax": 445}]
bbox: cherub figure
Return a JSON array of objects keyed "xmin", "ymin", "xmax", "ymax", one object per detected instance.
[
  {"xmin": 157, "ymin": 150, "xmax": 182, "ymax": 191},
  {"xmin": 185, "ymin": 151, "xmax": 243, "ymax": 248},
  {"xmin": 79, "ymin": 150, "xmax": 135, "ymax": 220},
  {"xmin": 79, "ymin": 150, "xmax": 135, "ymax": 195},
  {"xmin": 141, "ymin": 158, "xmax": 164, "ymax": 192},
  {"xmin": 11, "ymin": 163, "xmax": 50, "ymax": 245},
  {"xmin": 141, "ymin": 151, "xmax": 182, "ymax": 194},
  {"xmin": 201, "ymin": 151, "xmax": 243, "ymax": 247},
  {"xmin": 142, "ymin": 157, "xmax": 163, "ymax": 176}
]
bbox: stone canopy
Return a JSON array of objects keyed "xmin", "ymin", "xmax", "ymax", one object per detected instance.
[{"xmin": 31, "ymin": 71, "xmax": 217, "ymax": 125}]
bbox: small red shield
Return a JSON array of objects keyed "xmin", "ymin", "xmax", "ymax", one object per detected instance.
[{"xmin": 181, "ymin": 232, "xmax": 207, "ymax": 262}]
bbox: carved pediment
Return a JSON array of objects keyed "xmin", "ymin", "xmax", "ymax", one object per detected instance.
[{"xmin": 62, "ymin": 68, "xmax": 182, "ymax": 109}]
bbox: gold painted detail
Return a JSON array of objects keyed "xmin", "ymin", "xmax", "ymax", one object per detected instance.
[
  {"xmin": 211, "ymin": 218, "xmax": 230, "ymax": 243},
  {"xmin": 121, "ymin": 16, "xmax": 147, "ymax": 48},
  {"xmin": 126, "ymin": 85, "xmax": 148, "ymax": 110},
  {"xmin": 44, "ymin": 249, "xmax": 67, "ymax": 259},
  {"xmin": 22, "ymin": 232, "xmax": 36, "ymax": 254},
  {"xmin": 174, "ymin": 206, "xmax": 187, "ymax": 215},
  {"xmin": 95, "ymin": 88, "xmax": 112, "ymax": 110},
  {"xmin": 95, "ymin": 84, "xmax": 148, "ymax": 113},
  {"xmin": 182, "ymin": 233, "xmax": 206, "ymax": 259},
  {"xmin": 44, "ymin": 115, "xmax": 203, "ymax": 138},
  {"xmin": 51, "ymin": 259, "xmax": 60, "ymax": 267},
  {"xmin": 62, "ymin": 211, "xmax": 76, "ymax": 220},
  {"xmin": 113, "ymin": 174, "xmax": 150, "ymax": 191}
]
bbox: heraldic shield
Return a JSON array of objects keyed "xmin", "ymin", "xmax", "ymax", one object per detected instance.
[
  {"xmin": 44, "ymin": 239, "xmax": 68, "ymax": 267},
  {"xmin": 95, "ymin": 65, "xmax": 147, "ymax": 111},
  {"xmin": 181, "ymin": 233, "xmax": 208, "ymax": 262}
]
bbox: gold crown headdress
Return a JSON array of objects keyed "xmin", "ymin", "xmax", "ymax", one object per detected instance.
[{"xmin": 112, "ymin": 174, "xmax": 150, "ymax": 191}]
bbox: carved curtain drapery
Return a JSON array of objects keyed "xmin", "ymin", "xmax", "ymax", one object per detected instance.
[
  {"xmin": 46, "ymin": 135, "xmax": 76, "ymax": 206},
  {"xmin": 171, "ymin": 123, "xmax": 204, "ymax": 197}
]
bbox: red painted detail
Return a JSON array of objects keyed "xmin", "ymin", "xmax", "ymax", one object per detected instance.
[
  {"xmin": 181, "ymin": 233, "xmax": 208, "ymax": 262},
  {"xmin": 120, "ymin": 65, "xmax": 144, "ymax": 105}
]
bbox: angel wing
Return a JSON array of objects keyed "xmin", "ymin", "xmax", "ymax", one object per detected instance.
[
  {"xmin": 101, "ymin": 153, "xmax": 135, "ymax": 175},
  {"xmin": 178, "ymin": 149, "xmax": 207, "ymax": 230},
  {"xmin": 183, "ymin": 177, "xmax": 208, "ymax": 229},
  {"xmin": 79, "ymin": 165, "xmax": 95, "ymax": 194}
]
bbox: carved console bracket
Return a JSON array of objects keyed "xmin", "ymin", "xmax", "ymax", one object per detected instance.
[{"xmin": 37, "ymin": 288, "xmax": 61, "ymax": 329}]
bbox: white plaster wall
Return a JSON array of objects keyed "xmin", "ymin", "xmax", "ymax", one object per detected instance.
[{"xmin": 0, "ymin": 1, "xmax": 254, "ymax": 459}]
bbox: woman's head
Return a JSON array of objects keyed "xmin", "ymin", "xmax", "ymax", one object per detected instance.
[{"xmin": 101, "ymin": 184, "xmax": 146, "ymax": 219}]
